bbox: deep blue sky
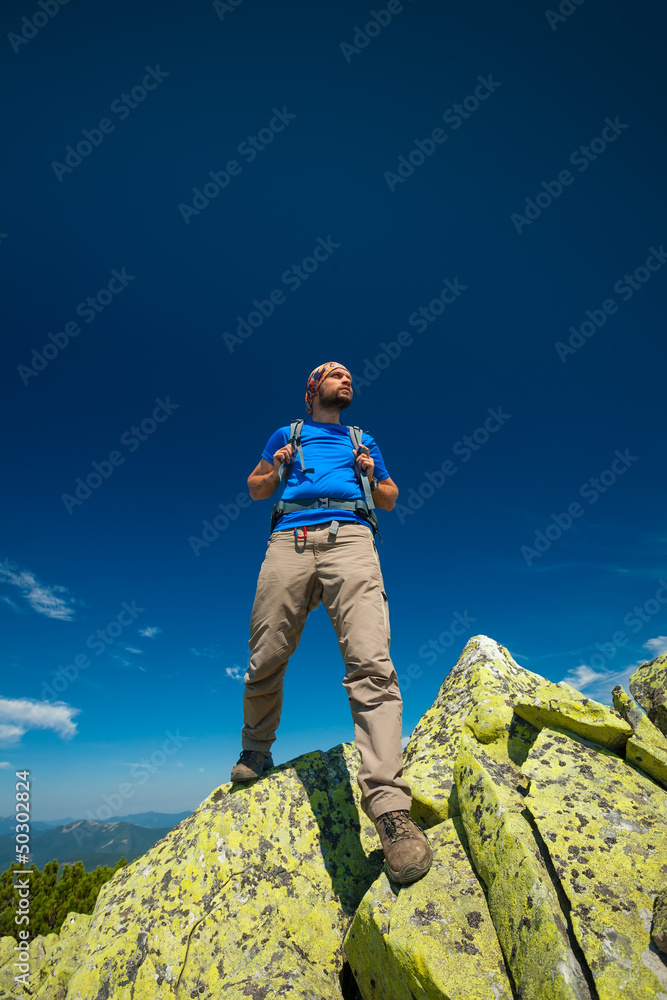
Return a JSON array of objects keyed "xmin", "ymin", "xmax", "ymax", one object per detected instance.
[{"xmin": 2, "ymin": 0, "xmax": 665, "ymax": 820}]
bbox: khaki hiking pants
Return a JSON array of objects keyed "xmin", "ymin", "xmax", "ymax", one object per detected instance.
[{"xmin": 242, "ymin": 520, "xmax": 412, "ymax": 822}]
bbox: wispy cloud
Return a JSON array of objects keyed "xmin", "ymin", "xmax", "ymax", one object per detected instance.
[
  {"xmin": 139, "ymin": 626, "xmax": 162, "ymax": 638},
  {"xmin": 644, "ymin": 636, "xmax": 667, "ymax": 656},
  {"xmin": 0, "ymin": 761, "xmax": 11, "ymax": 768},
  {"xmin": 0, "ymin": 697, "xmax": 80, "ymax": 743},
  {"xmin": 0, "ymin": 595, "xmax": 23, "ymax": 614},
  {"xmin": 190, "ymin": 645, "xmax": 224, "ymax": 659},
  {"xmin": 125, "ymin": 647, "xmax": 143, "ymax": 654},
  {"xmin": 0, "ymin": 561, "xmax": 78, "ymax": 620},
  {"xmin": 225, "ymin": 666, "xmax": 243, "ymax": 681}
]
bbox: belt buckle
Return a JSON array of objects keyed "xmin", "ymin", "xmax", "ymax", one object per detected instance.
[{"xmin": 317, "ymin": 497, "xmax": 329, "ymax": 508}]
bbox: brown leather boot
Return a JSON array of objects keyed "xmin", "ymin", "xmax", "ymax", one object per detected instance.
[
  {"xmin": 374, "ymin": 810, "xmax": 433, "ymax": 885},
  {"xmin": 230, "ymin": 749, "xmax": 274, "ymax": 782}
]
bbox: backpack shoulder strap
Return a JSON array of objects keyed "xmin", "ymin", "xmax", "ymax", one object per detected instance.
[
  {"xmin": 348, "ymin": 425, "xmax": 375, "ymax": 511},
  {"xmin": 278, "ymin": 419, "xmax": 314, "ymax": 480}
]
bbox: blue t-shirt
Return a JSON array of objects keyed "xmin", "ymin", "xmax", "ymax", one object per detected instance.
[{"xmin": 261, "ymin": 419, "xmax": 389, "ymax": 532}]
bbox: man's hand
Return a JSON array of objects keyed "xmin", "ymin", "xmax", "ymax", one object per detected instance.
[
  {"xmin": 354, "ymin": 445, "xmax": 375, "ymax": 480},
  {"xmin": 273, "ymin": 443, "xmax": 296, "ymax": 474}
]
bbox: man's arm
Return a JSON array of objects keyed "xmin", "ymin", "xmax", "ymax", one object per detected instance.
[
  {"xmin": 372, "ymin": 476, "xmax": 399, "ymax": 512},
  {"xmin": 247, "ymin": 443, "xmax": 295, "ymax": 500}
]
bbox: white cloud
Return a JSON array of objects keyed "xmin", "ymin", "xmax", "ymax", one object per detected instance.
[
  {"xmin": 0, "ymin": 561, "xmax": 78, "ymax": 621},
  {"xmin": 0, "ymin": 761, "xmax": 11, "ymax": 768},
  {"xmin": 139, "ymin": 626, "xmax": 162, "ymax": 638},
  {"xmin": 560, "ymin": 661, "xmax": 644, "ymax": 706},
  {"xmin": 125, "ymin": 647, "xmax": 143, "ymax": 654},
  {"xmin": 225, "ymin": 666, "xmax": 243, "ymax": 681},
  {"xmin": 0, "ymin": 697, "xmax": 80, "ymax": 743},
  {"xmin": 644, "ymin": 636, "xmax": 667, "ymax": 656}
]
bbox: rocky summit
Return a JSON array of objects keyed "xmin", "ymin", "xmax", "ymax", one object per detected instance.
[{"xmin": 2, "ymin": 637, "xmax": 666, "ymax": 999}]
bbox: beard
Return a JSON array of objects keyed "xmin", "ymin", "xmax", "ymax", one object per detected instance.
[{"xmin": 318, "ymin": 384, "xmax": 353, "ymax": 411}]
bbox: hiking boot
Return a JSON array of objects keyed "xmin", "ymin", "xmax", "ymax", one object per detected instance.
[
  {"xmin": 374, "ymin": 810, "xmax": 433, "ymax": 885},
  {"xmin": 230, "ymin": 749, "xmax": 274, "ymax": 782}
]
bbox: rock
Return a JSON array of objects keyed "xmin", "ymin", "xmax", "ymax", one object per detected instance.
[
  {"xmin": 523, "ymin": 726, "xmax": 667, "ymax": 999},
  {"xmin": 653, "ymin": 891, "xmax": 667, "ymax": 954},
  {"xmin": 64, "ymin": 742, "xmax": 381, "ymax": 1000},
  {"xmin": 455, "ymin": 729, "xmax": 593, "ymax": 999},
  {"xmin": 403, "ymin": 635, "xmax": 586, "ymax": 827},
  {"xmin": 343, "ymin": 816, "xmax": 512, "ymax": 1000},
  {"xmin": 514, "ymin": 695, "xmax": 632, "ymax": 752},
  {"xmin": 4, "ymin": 634, "xmax": 667, "ymax": 999},
  {"xmin": 613, "ymin": 685, "xmax": 667, "ymax": 789},
  {"xmin": 630, "ymin": 653, "xmax": 667, "ymax": 737},
  {"xmin": 0, "ymin": 914, "xmax": 90, "ymax": 1000}
]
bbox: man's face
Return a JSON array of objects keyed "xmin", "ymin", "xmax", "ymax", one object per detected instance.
[{"xmin": 316, "ymin": 368, "xmax": 353, "ymax": 410}]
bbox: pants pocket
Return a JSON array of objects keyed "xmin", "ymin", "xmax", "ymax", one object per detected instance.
[{"xmin": 381, "ymin": 590, "xmax": 391, "ymax": 649}]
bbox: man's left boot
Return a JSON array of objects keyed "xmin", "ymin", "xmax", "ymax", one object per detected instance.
[{"xmin": 374, "ymin": 809, "xmax": 433, "ymax": 885}]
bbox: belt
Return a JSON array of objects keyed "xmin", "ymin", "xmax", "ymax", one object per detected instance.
[{"xmin": 270, "ymin": 497, "xmax": 379, "ymax": 537}]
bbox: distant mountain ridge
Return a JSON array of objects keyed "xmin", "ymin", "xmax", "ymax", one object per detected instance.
[
  {"xmin": 0, "ymin": 810, "xmax": 190, "ymax": 837},
  {"xmin": 0, "ymin": 812, "xmax": 191, "ymax": 871}
]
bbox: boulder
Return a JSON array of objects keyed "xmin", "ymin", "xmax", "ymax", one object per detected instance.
[
  {"xmin": 514, "ymin": 694, "xmax": 632, "ymax": 752},
  {"xmin": 523, "ymin": 726, "xmax": 667, "ymax": 998},
  {"xmin": 630, "ymin": 652, "xmax": 667, "ymax": 737},
  {"xmin": 402, "ymin": 635, "xmax": 589, "ymax": 826},
  {"xmin": 344, "ymin": 816, "xmax": 512, "ymax": 1000},
  {"xmin": 63, "ymin": 742, "xmax": 381, "ymax": 1000},
  {"xmin": 613, "ymin": 685, "xmax": 667, "ymax": 789}
]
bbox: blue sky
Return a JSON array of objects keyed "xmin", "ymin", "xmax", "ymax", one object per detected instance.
[{"xmin": 1, "ymin": 0, "xmax": 666, "ymax": 820}]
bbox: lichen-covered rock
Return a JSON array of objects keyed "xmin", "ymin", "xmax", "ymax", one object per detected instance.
[
  {"xmin": 653, "ymin": 890, "xmax": 667, "ymax": 954},
  {"xmin": 64, "ymin": 742, "xmax": 381, "ymax": 1000},
  {"xmin": 0, "ymin": 924, "xmax": 67, "ymax": 1000},
  {"xmin": 455, "ymin": 729, "xmax": 592, "ymax": 1000},
  {"xmin": 514, "ymin": 695, "xmax": 632, "ymax": 752},
  {"xmin": 343, "ymin": 816, "xmax": 512, "ymax": 1000},
  {"xmin": 403, "ymin": 635, "xmax": 587, "ymax": 827},
  {"xmin": 630, "ymin": 652, "xmax": 667, "ymax": 737},
  {"xmin": 613, "ymin": 685, "xmax": 667, "ymax": 789},
  {"xmin": 523, "ymin": 726, "xmax": 667, "ymax": 999}
]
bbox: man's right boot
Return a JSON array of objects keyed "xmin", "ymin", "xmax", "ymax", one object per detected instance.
[{"xmin": 230, "ymin": 749, "xmax": 274, "ymax": 782}]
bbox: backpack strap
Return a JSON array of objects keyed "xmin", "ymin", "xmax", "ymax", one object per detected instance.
[
  {"xmin": 348, "ymin": 425, "xmax": 376, "ymax": 513},
  {"xmin": 278, "ymin": 419, "xmax": 314, "ymax": 481}
]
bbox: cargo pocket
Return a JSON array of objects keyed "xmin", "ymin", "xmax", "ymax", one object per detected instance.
[{"xmin": 381, "ymin": 590, "xmax": 391, "ymax": 650}]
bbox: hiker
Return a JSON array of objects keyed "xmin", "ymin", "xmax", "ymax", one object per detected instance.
[{"xmin": 230, "ymin": 361, "xmax": 432, "ymax": 885}]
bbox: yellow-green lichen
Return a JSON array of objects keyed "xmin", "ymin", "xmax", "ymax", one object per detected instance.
[
  {"xmin": 344, "ymin": 816, "xmax": 512, "ymax": 1000},
  {"xmin": 523, "ymin": 726, "xmax": 667, "ymax": 999}
]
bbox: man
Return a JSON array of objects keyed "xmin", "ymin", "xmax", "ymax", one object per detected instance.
[{"xmin": 231, "ymin": 362, "xmax": 432, "ymax": 886}]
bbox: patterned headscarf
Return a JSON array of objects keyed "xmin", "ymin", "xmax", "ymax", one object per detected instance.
[{"xmin": 305, "ymin": 362, "xmax": 351, "ymax": 414}]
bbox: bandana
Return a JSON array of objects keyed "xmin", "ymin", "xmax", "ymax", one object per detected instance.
[{"xmin": 305, "ymin": 362, "xmax": 351, "ymax": 414}]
